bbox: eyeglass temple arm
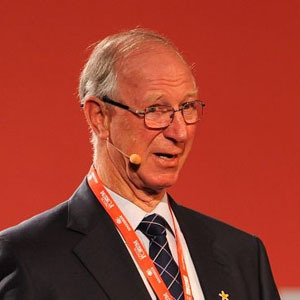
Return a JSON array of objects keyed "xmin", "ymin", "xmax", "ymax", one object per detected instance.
[
  {"xmin": 102, "ymin": 96, "xmax": 129, "ymax": 110},
  {"xmin": 79, "ymin": 96, "xmax": 131, "ymax": 110},
  {"xmin": 102, "ymin": 96, "xmax": 145, "ymax": 116}
]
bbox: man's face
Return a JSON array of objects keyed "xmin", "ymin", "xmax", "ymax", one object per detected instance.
[{"xmin": 107, "ymin": 44, "xmax": 198, "ymax": 193}]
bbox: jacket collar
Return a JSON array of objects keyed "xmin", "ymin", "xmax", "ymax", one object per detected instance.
[{"xmin": 67, "ymin": 178, "xmax": 151, "ymax": 300}]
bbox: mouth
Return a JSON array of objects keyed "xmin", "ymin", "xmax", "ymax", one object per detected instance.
[{"xmin": 154, "ymin": 153, "xmax": 178, "ymax": 160}]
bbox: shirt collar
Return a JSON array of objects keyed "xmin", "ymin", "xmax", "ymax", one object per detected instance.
[{"xmin": 104, "ymin": 187, "xmax": 175, "ymax": 234}]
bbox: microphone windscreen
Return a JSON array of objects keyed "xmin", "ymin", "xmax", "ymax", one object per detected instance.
[{"xmin": 129, "ymin": 154, "xmax": 142, "ymax": 165}]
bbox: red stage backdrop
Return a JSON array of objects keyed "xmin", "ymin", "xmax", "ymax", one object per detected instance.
[{"xmin": 1, "ymin": 0, "xmax": 299, "ymax": 292}]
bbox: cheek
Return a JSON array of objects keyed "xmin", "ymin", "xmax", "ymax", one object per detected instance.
[
  {"xmin": 110, "ymin": 115, "xmax": 138, "ymax": 143},
  {"xmin": 186, "ymin": 126, "xmax": 197, "ymax": 146},
  {"xmin": 182, "ymin": 127, "xmax": 197, "ymax": 158},
  {"xmin": 115, "ymin": 121, "xmax": 155, "ymax": 155},
  {"xmin": 134, "ymin": 132, "xmax": 157, "ymax": 156}
]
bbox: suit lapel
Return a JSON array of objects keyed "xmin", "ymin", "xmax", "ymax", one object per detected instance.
[
  {"xmin": 170, "ymin": 198, "xmax": 238, "ymax": 300},
  {"xmin": 67, "ymin": 179, "xmax": 151, "ymax": 300}
]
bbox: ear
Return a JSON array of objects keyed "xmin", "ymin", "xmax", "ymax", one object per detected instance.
[{"xmin": 83, "ymin": 96, "xmax": 110, "ymax": 140}]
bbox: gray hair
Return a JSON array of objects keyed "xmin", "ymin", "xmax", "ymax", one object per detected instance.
[{"xmin": 78, "ymin": 28, "xmax": 184, "ymax": 106}]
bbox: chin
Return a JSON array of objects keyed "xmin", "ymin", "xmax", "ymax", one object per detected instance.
[
  {"xmin": 127, "ymin": 162, "xmax": 182, "ymax": 193},
  {"xmin": 141, "ymin": 172, "xmax": 179, "ymax": 192}
]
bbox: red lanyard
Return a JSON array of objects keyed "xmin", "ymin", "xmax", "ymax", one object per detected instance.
[{"xmin": 87, "ymin": 166, "xmax": 194, "ymax": 300}]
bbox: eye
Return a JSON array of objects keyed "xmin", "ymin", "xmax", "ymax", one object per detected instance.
[
  {"xmin": 147, "ymin": 106, "xmax": 157, "ymax": 113},
  {"xmin": 182, "ymin": 102, "xmax": 194, "ymax": 110},
  {"xmin": 146, "ymin": 105, "xmax": 173, "ymax": 113}
]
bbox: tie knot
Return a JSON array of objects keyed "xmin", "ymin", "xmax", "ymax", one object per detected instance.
[{"xmin": 138, "ymin": 214, "xmax": 169, "ymax": 237}]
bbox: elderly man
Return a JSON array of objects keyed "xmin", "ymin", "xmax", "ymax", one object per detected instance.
[{"xmin": 0, "ymin": 29, "xmax": 280, "ymax": 300}]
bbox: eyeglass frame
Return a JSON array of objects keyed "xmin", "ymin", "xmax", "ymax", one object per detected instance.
[{"xmin": 83, "ymin": 95, "xmax": 206, "ymax": 129}]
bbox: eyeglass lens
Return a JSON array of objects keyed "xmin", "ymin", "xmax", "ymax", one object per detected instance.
[{"xmin": 145, "ymin": 102, "xmax": 203, "ymax": 129}]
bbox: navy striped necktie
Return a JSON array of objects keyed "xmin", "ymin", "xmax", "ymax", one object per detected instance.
[{"xmin": 138, "ymin": 213, "xmax": 183, "ymax": 300}]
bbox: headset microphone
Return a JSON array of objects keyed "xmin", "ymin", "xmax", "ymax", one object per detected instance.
[
  {"xmin": 129, "ymin": 153, "xmax": 142, "ymax": 165},
  {"xmin": 106, "ymin": 138, "xmax": 142, "ymax": 165}
]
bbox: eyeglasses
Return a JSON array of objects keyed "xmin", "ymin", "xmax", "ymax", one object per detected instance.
[{"xmin": 100, "ymin": 96, "xmax": 205, "ymax": 129}]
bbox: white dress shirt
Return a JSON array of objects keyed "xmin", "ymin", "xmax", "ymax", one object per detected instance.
[{"xmin": 105, "ymin": 187, "xmax": 205, "ymax": 300}]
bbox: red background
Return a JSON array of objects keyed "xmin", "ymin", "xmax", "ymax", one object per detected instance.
[{"xmin": 1, "ymin": 0, "xmax": 299, "ymax": 289}]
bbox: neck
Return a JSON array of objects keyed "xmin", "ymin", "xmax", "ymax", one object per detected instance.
[{"xmin": 94, "ymin": 151, "xmax": 164, "ymax": 213}]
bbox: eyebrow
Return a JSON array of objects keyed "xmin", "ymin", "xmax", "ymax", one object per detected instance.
[
  {"xmin": 184, "ymin": 90, "xmax": 199, "ymax": 98},
  {"xmin": 145, "ymin": 90, "xmax": 199, "ymax": 103}
]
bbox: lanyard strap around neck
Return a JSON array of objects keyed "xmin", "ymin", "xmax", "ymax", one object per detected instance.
[{"xmin": 87, "ymin": 166, "xmax": 193, "ymax": 300}]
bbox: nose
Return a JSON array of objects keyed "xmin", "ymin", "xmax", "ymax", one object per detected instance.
[{"xmin": 162, "ymin": 111, "xmax": 188, "ymax": 143}]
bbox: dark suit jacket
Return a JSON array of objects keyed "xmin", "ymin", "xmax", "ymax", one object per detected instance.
[{"xmin": 0, "ymin": 179, "xmax": 280, "ymax": 300}]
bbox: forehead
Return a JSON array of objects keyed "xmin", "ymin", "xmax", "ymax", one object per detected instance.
[{"xmin": 115, "ymin": 43, "xmax": 197, "ymax": 103}]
